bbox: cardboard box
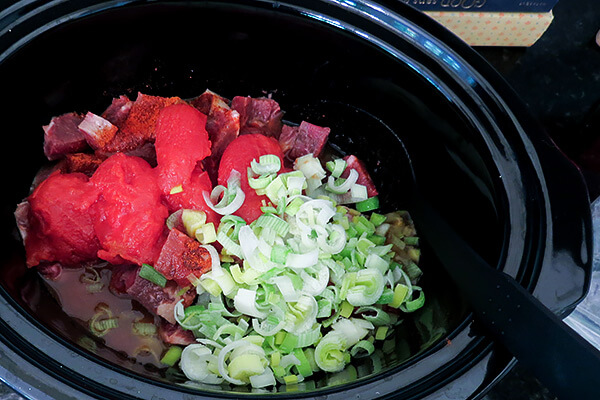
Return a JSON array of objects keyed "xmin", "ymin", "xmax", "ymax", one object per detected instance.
[{"xmin": 425, "ymin": 10, "xmax": 554, "ymax": 46}]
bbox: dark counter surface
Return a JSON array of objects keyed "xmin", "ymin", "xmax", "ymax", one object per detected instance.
[
  {"xmin": 1, "ymin": 0, "xmax": 599, "ymax": 399},
  {"xmin": 478, "ymin": 0, "xmax": 600, "ymax": 399}
]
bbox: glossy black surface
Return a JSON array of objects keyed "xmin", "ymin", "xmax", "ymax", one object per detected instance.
[
  {"xmin": 0, "ymin": 0, "xmax": 592, "ymax": 399},
  {"xmin": 478, "ymin": 0, "xmax": 600, "ymax": 398}
]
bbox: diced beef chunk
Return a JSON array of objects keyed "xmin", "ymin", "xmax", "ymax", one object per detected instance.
[
  {"xmin": 231, "ymin": 96, "xmax": 283, "ymax": 138},
  {"xmin": 218, "ymin": 134, "xmax": 286, "ymax": 222},
  {"xmin": 37, "ymin": 262, "xmax": 63, "ymax": 280},
  {"xmin": 89, "ymin": 153, "xmax": 168, "ymax": 266},
  {"xmin": 124, "ymin": 266, "xmax": 195, "ymax": 324},
  {"xmin": 109, "ymin": 264, "xmax": 138, "ymax": 295},
  {"xmin": 78, "ymin": 112, "xmax": 118, "ymax": 149},
  {"xmin": 155, "ymin": 229, "xmax": 213, "ymax": 287},
  {"xmin": 279, "ymin": 121, "xmax": 330, "ymax": 162},
  {"xmin": 342, "ymin": 155, "xmax": 378, "ymax": 197},
  {"xmin": 26, "ymin": 172, "xmax": 100, "ymax": 267},
  {"xmin": 158, "ymin": 320, "xmax": 196, "ymax": 345},
  {"xmin": 43, "ymin": 112, "xmax": 87, "ymax": 160},
  {"xmin": 64, "ymin": 153, "xmax": 105, "ymax": 176},
  {"xmin": 189, "ymin": 89, "xmax": 229, "ymax": 115},
  {"xmin": 155, "ymin": 103, "xmax": 211, "ymax": 195},
  {"xmin": 98, "ymin": 93, "xmax": 184, "ymax": 155},
  {"xmin": 190, "ymin": 90, "xmax": 240, "ymax": 183},
  {"xmin": 101, "ymin": 95, "xmax": 133, "ymax": 128}
]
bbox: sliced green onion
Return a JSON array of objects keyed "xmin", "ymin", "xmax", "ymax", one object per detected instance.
[
  {"xmin": 139, "ymin": 264, "xmax": 167, "ymax": 288},
  {"xmin": 345, "ymin": 268, "xmax": 385, "ymax": 307},
  {"xmin": 369, "ymin": 212, "xmax": 387, "ymax": 226},
  {"xmin": 255, "ymin": 214, "xmax": 290, "ymax": 237},
  {"xmin": 356, "ymin": 196, "xmax": 379, "ymax": 212},
  {"xmin": 181, "ymin": 209, "xmax": 207, "ymax": 237},
  {"xmin": 400, "ymin": 289, "xmax": 425, "ymax": 312},
  {"xmin": 161, "ymin": 346, "xmax": 183, "ymax": 366},
  {"xmin": 270, "ymin": 245, "xmax": 289, "ymax": 264},
  {"xmin": 292, "ymin": 348, "xmax": 313, "ymax": 377},
  {"xmin": 326, "ymin": 159, "xmax": 347, "ymax": 178},
  {"xmin": 170, "ymin": 185, "xmax": 184, "ymax": 194},
  {"xmin": 389, "ymin": 283, "xmax": 410, "ymax": 308},
  {"xmin": 326, "ymin": 170, "xmax": 358, "ymax": 195},
  {"xmin": 350, "ymin": 339, "xmax": 375, "ymax": 358},
  {"xmin": 355, "ymin": 306, "xmax": 391, "ymax": 326},
  {"xmin": 375, "ymin": 326, "xmax": 389, "ymax": 340},
  {"xmin": 314, "ymin": 332, "xmax": 347, "ymax": 372},
  {"xmin": 132, "ymin": 322, "xmax": 157, "ymax": 336},
  {"xmin": 251, "ymin": 154, "xmax": 282, "ymax": 176},
  {"xmin": 181, "ymin": 344, "xmax": 223, "ymax": 385}
]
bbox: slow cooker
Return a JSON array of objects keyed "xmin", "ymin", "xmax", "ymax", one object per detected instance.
[{"xmin": 0, "ymin": 0, "xmax": 592, "ymax": 399}]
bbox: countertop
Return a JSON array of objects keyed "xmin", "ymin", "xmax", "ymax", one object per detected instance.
[{"xmin": 1, "ymin": 0, "xmax": 600, "ymax": 399}]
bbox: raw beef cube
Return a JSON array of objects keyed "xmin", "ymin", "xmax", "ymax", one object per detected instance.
[
  {"xmin": 78, "ymin": 112, "xmax": 118, "ymax": 149},
  {"xmin": 43, "ymin": 112, "xmax": 87, "ymax": 160},
  {"xmin": 125, "ymin": 267, "xmax": 195, "ymax": 324},
  {"xmin": 37, "ymin": 262, "xmax": 63, "ymax": 280},
  {"xmin": 101, "ymin": 95, "xmax": 133, "ymax": 128},
  {"xmin": 343, "ymin": 155, "xmax": 378, "ymax": 197},
  {"xmin": 279, "ymin": 121, "xmax": 330, "ymax": 161},
  {"xmin": 190, "ymin": 90, "xmax": 240, "ymax": 183},
  {"xmin": 231, "ymin": 96, "xmax": 283, "ymax": 138},
  {"xmin": 109, "ymin": 264, "xmax": 139, "ymax": 295},
  {"xmin": 154, "ymin": 229, "xmax": 213, "ymax": 287},
  {"xmin": 99, "ymin": 93, "xmax": 185, "ymax": 154},
  {"xmin": 158, "ymin": 320, "xmax": 196, "ymax": 345}
]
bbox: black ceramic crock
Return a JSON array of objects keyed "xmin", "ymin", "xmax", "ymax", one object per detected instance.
[{"xmin": 0, "ymin": 1, "xmax": 592, "ymax": 399}]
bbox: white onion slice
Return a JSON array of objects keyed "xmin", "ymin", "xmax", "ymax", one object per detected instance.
[
  {"xmin": 203, "ymin": 187, "xmax": 245, "ymax": 215},
  {"xmin": 234, "ymin": 288, "xmax": 267, "ymax": 319},
  {"xmin": 272, "ymin": 275, "xmax": 299, "ymax": 302},
  {"xmin": 285, "ymin": 249, "xmax": 319, "ymax": 269},
  {"xmin": 200, "ymin": 244, "xmax": 222, "ymax": 276},
  {"xmin": 326, "ymin": 169, "xmax": 359, "ymax": 194}
]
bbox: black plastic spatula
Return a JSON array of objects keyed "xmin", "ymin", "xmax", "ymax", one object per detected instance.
[{"xmin": 411, "ymin": 188, "xmax": 600, "ymax": 400}]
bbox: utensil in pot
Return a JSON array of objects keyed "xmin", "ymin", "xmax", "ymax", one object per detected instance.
[{"xmin": 400, "ymin": 139, "xmax": 600, "ymax": 400}]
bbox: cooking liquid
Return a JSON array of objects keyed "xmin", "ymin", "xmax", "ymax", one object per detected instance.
[{"xmin": 43, "ymin": 264, "xmax": 167, "ymax": 368}]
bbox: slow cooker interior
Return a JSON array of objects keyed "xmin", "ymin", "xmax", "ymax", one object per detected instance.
[{"xmin": 0, "ymin": 1, "xmax": 504, "ymax": 394}]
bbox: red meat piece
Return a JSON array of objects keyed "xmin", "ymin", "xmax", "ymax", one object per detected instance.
[
  {"xmin": 155, "ymin": 103, "xmax": 211, "ymax": 195},
  {"xmin": 158, "ymin": 321, "xmax": 196, "ymax": 345},
  {"xmin": 116, "ymin": 265, "xmax": 195, "ymax": 324},
  {"xmin": 162, "ymin": 165, "xmax": 218, "ymax": 225},
  {"xmin": 279, "ymin": 121, "xmax": 330, "ymax": 162},
  {"xmin": 109, "ymin": 264, "xmax": 139, "ymax": 295},
  {"xmin": 218, "ymin": 134, "xmax": 285, "ymax": 222},
  {"xmin": 190, "ymin": 90, "xmax": 240, "ymax": 183},
  {"xmin": 89, "ymin": 153, "xmax": 168, "ymax": 266},
  {"xmin": 99, "ymin": 93, "xmax": 184, "ymax": 154},
  {"xmin": 37, "ymin": 262, "xmax": 63, "ymax": 280},
  {"xmin": 26, "ymin": 172, "xmax": 100, "ymax": 267},
  {"xmin": 231, "ymin": 96, "xmax": 283, "ymax": 138},
  {"xmin": 42, "ymin": 112, "xmax": 88, "ymax": 160},
  {"xmin": 78, "ymin": 112, "xmax": 118, "ymax": 149},
  {"xmin": 101, "ymin": 95, "xmax": 133, "ymax": 128},
  {"xmin": 154, "ymin": 229, "xmax": 213, "ymax": 287},
  {"xmin": 342, "ymin": 155, "xmax": 378, "ymax": 197}
]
